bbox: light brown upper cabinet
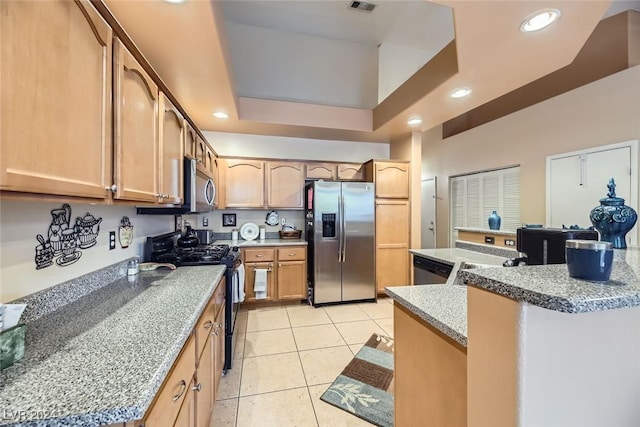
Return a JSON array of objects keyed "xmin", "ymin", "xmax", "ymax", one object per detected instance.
[
  {"xmin": 113, "ymin": 38, "xmax": 159, "ymax": 203},
  {"xmin": 184, "ymin": 122, "xmax": 197, "ymax": 160},
  {"xmin": 364, "ymin": 160, "xmax": 410, "ymax": 199},
  {"xmin": 220, "ymin": 159, "xmax": 265, "ymax": 208},
  {"xmin": 337, "ymin": 163, "xmax": 364, "ymax": 181},
  {"xmin": 267, "ymin": 162, "xmax": 304, "ymax": 208},
  {"xmin": 0, "ymin": 0, "xmax": 112, "ymax": 200},
  {"xmin": 195, "ymin": 136, "xmax": 207, "ymax": 169},
  {"xmin": 306, "ymin": 163, "xmax": 337, "ymax": 180},
  {"xmin": 158, "ymin": 93, "xmax": 184, "ymax": 205}
]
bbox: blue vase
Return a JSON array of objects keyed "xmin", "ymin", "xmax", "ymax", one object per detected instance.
[
  {"xmin": 488, "ymin": 211, "xmax": 501, "ymax": 230},
  {"xmin": 589, "ymin": 178, "xmax": 637, "ymax": 249}
]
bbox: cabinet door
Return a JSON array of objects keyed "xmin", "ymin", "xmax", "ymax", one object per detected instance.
[
  {"xmin": 1, "ymin": 0, "xmax": 112, "ymax": 199},
  {"xmin": 159, "ymin": 93, "xmax": 184, "ymax": 205},
  {"xmin": 213, "ymin": 305, "xmax": 225, "ymax": 394},
  {"xmin": 143, "ymin": 335, "xmax": 196, "ymax": 426},
  {"xmin": 184, "ymin": 122, "xmax": 197, "ymax": 160},
  {"xmin": 113, "ymin": 38, "xmax": 159, "ymax": 202},
  {"xmin": 306, "ymin": 163, "xmax": 337, "ymax": 180},
  {"xmin": 244, "ymin": 262, "xmax": 276, "ymax": 301},
  {"xmin": 222, "ymin": 159, "xmax": 265, "ymax": 208},
  {"xmin": 267, "ymin": 162, "xmax": 304, "ymax": 208},
  {"xmin": 195, "ymin": 334, "xmax": 213, "ymax": 427},
  {"xmin": 376, "ymin": 199, "xmax": 410, "ymax": 291},
  {"xmin": 375, "ymin": 162, "xmax": 410, "ymax": 199},
  {"xmin": 338, "ymin": 163, "xmax": 364, "ymax": 181},
  {"xmin": 277, "ymin": 261, "xmax": 306, "ymax": 300},
  {"xmin": 196, "ymin": 137, "xmax": 207, "ymax": 169},
  {"xmin": 174, "ymin": 380, "xmax": 195, "ymax": 427}
]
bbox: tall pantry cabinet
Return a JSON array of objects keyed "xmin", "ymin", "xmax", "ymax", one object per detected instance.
[{"xmin": 364, "ymin": 160, "xmax": 411, "ymax": 293}]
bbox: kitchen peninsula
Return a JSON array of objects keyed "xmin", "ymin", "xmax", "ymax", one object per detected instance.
[{"xmin": 387, "ymin": 248, "xmax": 640, "ymax": 427}]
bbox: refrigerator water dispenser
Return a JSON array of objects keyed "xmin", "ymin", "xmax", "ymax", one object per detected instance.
[{"xmin": 322, "ymin": 213, "xmax": 336, "ymax": 238}]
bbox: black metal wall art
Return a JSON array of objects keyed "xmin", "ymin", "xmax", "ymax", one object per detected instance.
[{"xmin": 34, "ymin": 204, "xmax": 103, "ymax": 269}]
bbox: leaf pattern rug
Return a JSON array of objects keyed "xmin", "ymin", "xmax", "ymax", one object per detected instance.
[{"xmin": 320, "ymin": 333, "xmax": 394, "ymax": 427}]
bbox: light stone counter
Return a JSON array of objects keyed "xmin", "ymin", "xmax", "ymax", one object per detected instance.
[
  {"xmin": 385, "ymin": 285, "xmax": 468, "ymax": 347},
  {"xmin": 0, "ymin": 265, "xmax": 226, "ymax": 426},
  {"xmin": 459, "ymin": 249, "xmax": 640, "ymax": 313}
]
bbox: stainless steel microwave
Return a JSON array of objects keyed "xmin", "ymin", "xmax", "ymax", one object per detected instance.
[{"xmin": 137, "ymin": 157, "xmax": 215, "ymax": 215}]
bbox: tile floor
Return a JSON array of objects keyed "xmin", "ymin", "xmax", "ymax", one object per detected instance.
[{"xmin": 210, "ymin": 297, "xmax": 395, "ymax": 427}]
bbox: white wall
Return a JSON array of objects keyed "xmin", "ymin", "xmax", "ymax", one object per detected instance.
[
  {"xmin": 203, "ymin": 131, "xmax": 389, "ymax": 161},
  {"xmin": 0, "ymin": 200, "xmax": 173, "ymax": 302},
  {"xmin": 225, "ymin": 22, "xmax": 378, "ymax": 109},
  {"xmin": 519, "ymin": 304, "xmax": 640, "ymax": 426},
  {"xmin": 422, "ymin": 66, "xmax": 640, "ymax": 248}
]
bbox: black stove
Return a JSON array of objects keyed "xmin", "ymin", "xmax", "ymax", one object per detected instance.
[
  {"xmin": 144, "ymin": 231, "xmax": 241, "ymax": 372},
  {"xmin": 151, "ymin": 244, "xmax": 231, "ymax": 266}
]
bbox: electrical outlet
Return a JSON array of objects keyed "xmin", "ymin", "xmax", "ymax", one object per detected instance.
[
  {"xmin": 203, "ymin": 216, "xmax": 208, "ymax": 227},
  {"xmin": 175, "ymin": 215, "xmax": 183, "ymax": 231},
  {"xmin": 504, "ymin": 239, "xmax": 516, "ymax": 246},
  {"xmin": 109, "ymin": 231, "xmax": 116, "ymax": 250}
]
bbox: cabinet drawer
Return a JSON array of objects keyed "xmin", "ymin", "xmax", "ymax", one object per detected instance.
[
  {"xmin": 143, "ymin": 334, "xmax": 196, "ymax": 426},
  {"xmin": 195, "ymin": 296, "xmax": 215, "ymax": 360},
  {"xmin": 277, "ymin": 246, "xmax": 306, "ymax": 261},
  {"xmin": 244, "ymin": 248, "xmax": 275, "ymax": 262}
]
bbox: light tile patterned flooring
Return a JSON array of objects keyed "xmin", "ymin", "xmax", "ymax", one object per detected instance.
[{"xmin": 210, "ymin": 298, "xmax": 395, "ymax": 427}]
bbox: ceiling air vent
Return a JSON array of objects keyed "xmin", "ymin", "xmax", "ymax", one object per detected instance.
[{"xmin": 349, "ymin": 1, "xmax": 376, "ymax": 12}]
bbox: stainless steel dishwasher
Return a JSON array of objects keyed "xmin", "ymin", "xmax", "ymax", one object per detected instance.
[{"xmin": 413, "ymin": 255, "xmax": 453, "ymax": 284}]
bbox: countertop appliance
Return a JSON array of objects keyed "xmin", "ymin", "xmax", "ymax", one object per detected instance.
[
  {"xmin": 144, "ymin": 231, "xmax": 240, "ymax": 371},
  {"xmin": 413, "ymin": 256, "xmax": 452, "ymax": 284},
  {"xmin": 305, "ymin": 181, "xmax": 375, "ymax": 305},
  {"xmin": 137, "ymin": 157, "xmax": 215, "ymax": 215},
  {"xmin": 514, "ymin": 227, "xmax": 599, "ymax": 265}
]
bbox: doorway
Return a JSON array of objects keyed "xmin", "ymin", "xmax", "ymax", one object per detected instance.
[{"xmin": 421, "ymin": 178, "xmax": 436, "ymax": 249}]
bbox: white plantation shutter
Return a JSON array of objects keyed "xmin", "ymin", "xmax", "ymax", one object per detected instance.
[
  {"xmin": 466, "ymin": 177, "xmax": 480, "ymax": 228},
  {"xmin": 449, "ymin": 166, "xmax": 521, "ymax": 246},
  {"xmin": 502, "ymin": 170, "xmax": 521, "ymax": 232},
  {"xmin": 451, "ymin": 178, "xmax": 465, "ymax": 242}
]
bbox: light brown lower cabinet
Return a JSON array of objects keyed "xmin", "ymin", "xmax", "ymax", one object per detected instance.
[
  {"xmin": 242, "ymin": 246, "xmax": 307, "ymax": 302},
  {"xmin": 142, "ymin": 278, "xmax": 225, "ymax": 427},
  {"xmin": 375, "ymin": 199, "xmax": 410, "ymax": 292},
  {"xmin": 394, "ymin": 304, "xmax": 467, "ymax": 427}
]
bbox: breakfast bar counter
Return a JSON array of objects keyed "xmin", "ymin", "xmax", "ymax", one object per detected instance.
[{"xmin": 0, "ymin": 265, "xmax": 225, "ymax": 426}]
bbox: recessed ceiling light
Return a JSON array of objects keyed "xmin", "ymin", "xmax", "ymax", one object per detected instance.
[
  {"xmin": 450, "ymin": 87, "xmax": 472, "ymax": 99},
  {"xmin": 213, "ymin": 111, "xmax": 229, "ymax": 119},
  {"xmin": 164, "ymin": 0, "xmax": 186, "ymax": 4},
  {"xmin": 520, "ymin": 9, "xmax": 561, "ymax": 33},
  {"xmin": 407, "ymin": 117, "xmax": 423, "ymax": 126}
]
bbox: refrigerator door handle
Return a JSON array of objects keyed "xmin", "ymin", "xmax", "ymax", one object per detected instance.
[
  {"xmin": 337, "ymin": 194, "xmax": 343, "ymax": 262},
  {"xmin": 341, "ymin": 195, "xmax": 347, "ymax": 263}
]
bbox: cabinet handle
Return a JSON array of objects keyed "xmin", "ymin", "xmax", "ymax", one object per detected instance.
[
  {"xmin": 278, "ymin": 263, "xmax": 281, "ymax": 267},
  {"xmin": 288, "ymin": 253, "xmax": 296, "ymax": 256},
  {"xmin": 213, "ymin": 329, "xmax": 219, "ymax": 336},
  {"xmin": 204, "ymin": 320, "xmax": 213, "ymax": 330},
  {"xmin": 192, "ymin": 383, "xmax": 202, "ymax": 392},
  {"xmin": 105, "ymin": 184, "xmax": 117, "ymax": 192},
  {"xmin": 256, "ymin": 254, "xmax": 264, "ymax": 257},
  {"xmin": 172, "ymin": 380, "xmax": 187, "ymax": 402}
]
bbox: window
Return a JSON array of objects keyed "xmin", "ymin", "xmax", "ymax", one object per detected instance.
[{"xmin": 450, "ymin": 166, "xmax": 521, "ymax": 245}]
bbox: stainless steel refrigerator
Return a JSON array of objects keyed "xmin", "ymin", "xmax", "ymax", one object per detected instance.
[{"xmin": 305, "ymin": 181, "xmax": 376, "ymax": 305}]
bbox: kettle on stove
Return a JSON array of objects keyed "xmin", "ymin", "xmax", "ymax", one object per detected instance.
[{"xmin": 177, "ymin": 223, "xmax": 200, "ymax": 248}]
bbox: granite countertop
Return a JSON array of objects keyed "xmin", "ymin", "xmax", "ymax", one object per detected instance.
[
  {"xmin": 216, "ymin": 238, "xmax": 307, "ymax": 247},
  {"xmin": 459, "ymin": 248, "xmax": 640, "ymax": 313},
  {"xmin": 0, "ymin": 265, "xmax": 226, "ymax": 426},
  {"xmin": 455, "ymin": 226, "xmax": 517, "ymax": 236},
  {"xmin": 409, "ymin": 248, "xmax": 508, "ymax": 267},
  {"xmin": 385, "ymin": 285, "xmax": 467, "ymax": 347}
]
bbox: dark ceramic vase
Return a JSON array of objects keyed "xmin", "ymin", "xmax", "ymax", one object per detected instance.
[
  {"xmin": 589, "ymin": 178, "xmax": 637, "ymax": 249},
  {"xmin": 488, "ymin": 211, "xmax": 501, "ymax": 230}
]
